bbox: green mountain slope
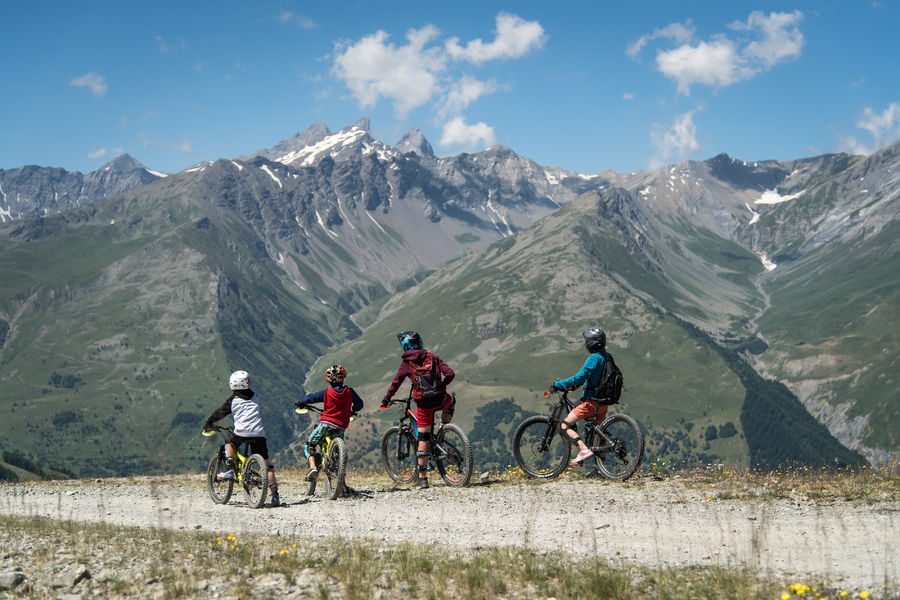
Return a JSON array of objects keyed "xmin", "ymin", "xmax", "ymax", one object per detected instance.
[{"xmin": 310, "ymin": 190, "xmax": 864, "ymax": 468}]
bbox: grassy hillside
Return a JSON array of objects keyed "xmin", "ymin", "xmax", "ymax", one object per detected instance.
[{"xmin": 0, "ymin": 195, "xmax": 349, "ymax": 476}]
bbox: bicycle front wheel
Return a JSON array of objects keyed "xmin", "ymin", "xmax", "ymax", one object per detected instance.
[
  {"xmin": 206, "ymin": 454, "xmax": 233, "ymax": 505},
  {"xmin": 380, "ymin": 426, "xmax": 417, "ymax": 484},
  {"xmin": 323, "ymin": 438, "xmax": 347, "ymax": 500},
  {"xmin": 593, "ymin": 413, "xmax": 644, "ymax": 481},
  {"xmin": 242, "ymin": 454, "xmax": 269, "ymax": 508},
  {"xmin": 434, "ymin": 423, "xmax": 473, "ymax": 487},
  {"xmin": 512, "ymin": 415, "xmax": 570, "ymax": 478}
]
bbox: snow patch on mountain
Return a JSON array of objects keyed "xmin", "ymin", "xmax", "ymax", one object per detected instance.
[
  {"xmin": 230, "ymin": 161, "xmax": 244, "ymax": 171},
  {"xmin": 337, "ymin": 197, "xmax": 356, "ymax": 230},
  {"xmin": 745, "ymin": 203, "xmax": 761, "ymax": 225},
  {"xmin": 759, "ymin": 253, "xmax": 777, "ymax": 271},
  {"xmin": 315, "ymin": 210, "xmax": 338, "ymax": 238},
  {"xmin": 145, "ymin": 168, "xmax": 168, "ymax": 178},
  {"xmin": 365, "ymin": 211, "xmax": 387, "ymax": 234},
  {"xmin": 260, "ymin": 165, "xmax": 283, "ymax": 188},
  {"xmin": 755, "ymin": 188, "xmax": 807, "ymax": 205},
  {"xmin": 275, "ymin": 126, "xmax": 368, "ymax": 167}
]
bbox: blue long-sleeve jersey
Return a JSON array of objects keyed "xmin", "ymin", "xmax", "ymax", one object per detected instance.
[{"xmin": 554, "ymin": 352, "xmax": 607, "ymax": 399}]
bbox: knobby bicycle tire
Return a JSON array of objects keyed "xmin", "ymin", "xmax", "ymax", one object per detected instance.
[
  {"xmin": 207, "ymin": 454, "xmax": 233, "ymax": 505},
  {"xmin": 323, "ymin": 437, "xmax": 347, "ymax": 500},
  {"xmin": 593, "ymin": 413, "xmax": 644, "ymax": 481},
  {"xmin": 512, "ymin": 415, "xmax": 571, "ymax": 478},
  {"xmin": 380, "ymin": 425, "xmax": 417, "ymax": 484},
  {"xmin": 242, "ymin": 453, "xmax": 269, "ymax": 508},
  {"xmin": 434, "ymin": 423, "xmax": 473, "ymax": 486}
]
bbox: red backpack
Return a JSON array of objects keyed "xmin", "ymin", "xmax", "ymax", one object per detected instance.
[{"xmin": 410, "ymin": 352, "xmax": 443, "ymax": 402}]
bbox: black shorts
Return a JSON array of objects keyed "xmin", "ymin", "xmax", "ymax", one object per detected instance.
[{"xmin": 224, "ymin": 432, "xmax": 269, "ymax": 460}]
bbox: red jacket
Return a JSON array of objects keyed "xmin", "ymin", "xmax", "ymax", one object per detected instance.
[{"xmin": 383, "ymin": 348, "xmax": 455, "ymax": 405}]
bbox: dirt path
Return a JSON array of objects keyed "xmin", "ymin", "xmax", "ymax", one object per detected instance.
[{"xmin": 2, "ymin": 475, "xmax": 897, "ymax": 590}]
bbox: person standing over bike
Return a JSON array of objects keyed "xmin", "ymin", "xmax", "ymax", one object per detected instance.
[
  {"xmin": 551, "ymin": 326, "xmax": 613, "ymax": 465},
  {"xmin": 297, "ymin": 364, "xmax": 363, "ymax": 484},
  {"xmin": 203, "ymin": 370, "xmax": 281, "ymax": 507},
  {"xmin": 380, "ymin": 331, "xmax": 456, "ymax": 489}
]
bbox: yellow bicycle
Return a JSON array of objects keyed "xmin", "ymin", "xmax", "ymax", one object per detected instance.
[
  {"xmin": 294, "ymin": 406, "xmax": 348, "ymax": 500},
  {"xmin": 202, "ymin": 425, "xmax": 268, "ymax": 509}
]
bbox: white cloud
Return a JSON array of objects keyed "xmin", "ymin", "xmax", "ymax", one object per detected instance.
[
  {"xmin": 172, "ymin": 139, "xmax": 193, "ymax": 153},
  {"xmin": 439, "ymin": 75, "xmax": 499, "ymax": 118},
  {"xmin": 731, "ymin": 10, "xmax": 804, "ymax": 68},
  {"xmin": 332, "ymin": 25, "xmax": 445, "ymax": 116},
  {"xmin": 440, "ymin": 117, "xmax": 496, "ymax": 150},
  {"xmin": 656, "ymin": 37, "xmax": 746, "ymax": 94},
  {"xmin": 445, "ymin": 12, "xmax": 546, "ymax": 64},
  {"xmin": 639, "ymin": 11, "xmax": 804, "ymax": 94},
  {"xmin": 626, "ymin": 20, "xmax": 695, "ymax": 58},
  {"xmin": 70, "ymin": 72, "xmax": 107, "ymax": 96},
  {"xmin": 155, "ymin": 35, "xmax": 186, "ymax": 54},
  {"xmin": 623, "ymin": 92, "xmax": 635, "ymax": 101},
  {"xmin": 278, "ymin": 10, "xmax": 317, "ymax": 29},
  {"xmin": 650, "ymin": 111, "xmax": 699, "ymax": 167},
  {"xmin": 840, "ymin": 101, "xmax": 900, "ymax": 154},
  {"xmin": 87, "ymin": 147, "xmax": 108, "ymax": 159}
]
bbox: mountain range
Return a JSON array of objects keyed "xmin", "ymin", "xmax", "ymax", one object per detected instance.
[{"xmin": 0, "ymin": 120, "xmax": 895, "ymax": 476}]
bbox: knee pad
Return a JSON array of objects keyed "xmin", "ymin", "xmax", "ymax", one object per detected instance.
[
  {"xmin": 559, "ymin": 421, "xmax": 571, "ymax": 432},
  {"xmin": 417, "ymin": 431, "xmax": 432, "ymax": 442},
  {"xmin": 267, "ymin": 464, "xmax": 275, "ymax": 472},
  {"xmin": 304, "ymin": 443, "xmax": 315, "ymax": 459},
  {"xmin": 416, "ymin": 450, "xmax": 432, "ymax": 459}
]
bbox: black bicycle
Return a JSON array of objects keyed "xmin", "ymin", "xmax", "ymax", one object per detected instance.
[
  {"xmin": 512, "ymin": 390, "xmax": 644, "ymax": 481},
  {"xmin": 379, "ymin": 392, "xmax": 473, "ymax": 487}
]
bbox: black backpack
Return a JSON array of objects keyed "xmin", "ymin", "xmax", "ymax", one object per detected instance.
[
  {"xmin": 595, "ymin": 350, "xmax": 623, "ymax": 405},
  {"xmin": 410, "ymin": 352, "xmax": 444, "ymax": 403}
]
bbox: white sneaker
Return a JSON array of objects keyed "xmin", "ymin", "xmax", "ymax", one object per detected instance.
[
  {"xmin": 217, "ymin": 469, "xmax": 234, "ymax": 481},
  {"xmin": 571, "ymin": 448, "xmax": 595, "ymax": 465}
]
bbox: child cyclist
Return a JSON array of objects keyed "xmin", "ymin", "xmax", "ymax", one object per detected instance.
[
  {"xmin": 551, "ymin": 326, "xmax": 613, "ymax": 465},
  {"xmin": 203, "ymin": 370, "xmax": 281, "ymax": 507},
  {"xmin": 380, "ymin": 331, "xmax": 456, "ymax": 489},
  {"xmin": 296, "ymin": 364, "xmax": 363, "ymax": 483}
]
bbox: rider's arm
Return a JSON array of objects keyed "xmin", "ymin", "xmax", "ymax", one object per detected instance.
[
  {"xmin": 437, "ymin": 356, "xmax": 455, "ymax": 386},
  {"xmin": 350, "ymin": 388, "xmax": 364, "ymax": 413},
  {"xmin": 300, "ymin": 389, "xmax": 326, "ymax": 406},
  {"xmin": 204, "ymin": 396, "xmax": 234, "ymax": 429},
  {"xmin": 382, "ymin": 363, "xmax": 410, "ymax": 403},
  {"xmin": 554, "ymin": 354, "xmax": 603, "ymax": 391}
]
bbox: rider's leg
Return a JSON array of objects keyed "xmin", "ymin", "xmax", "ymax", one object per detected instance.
[
  {"xmin": 224, "ymin": 442, "xmax": 235, "ymax": 459},
  {"xmin": 440, "ymin": 392, "xmax": 456, "ymax": 425},
  {"xmin": 560, "ymin": 409, "xmax": 588, "ymax": 453},
  {"xmin": 416, "ymin": 431, "xmax": 432, "ymax": 478}
]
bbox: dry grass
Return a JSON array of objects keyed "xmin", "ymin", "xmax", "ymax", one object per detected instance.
[{"xmin": 1, "ymin": 513, "xmax": 893, "ymax": 599}]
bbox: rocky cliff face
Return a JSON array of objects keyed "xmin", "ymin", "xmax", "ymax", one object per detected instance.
[{"xmin": 0, "ymin": 154, "xmax": 164, "ymax": 223}]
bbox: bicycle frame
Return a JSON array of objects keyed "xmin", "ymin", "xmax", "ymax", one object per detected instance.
[
  {"xmin": 294, "ymin": 405, "xmax": 345, "ymax": 465},
  {"xmin": 207, "ymin": 426, "xmax": 250, "ymax": 484},
  {"xmin": 544, "ymin": 391, "xmax": 617, "ymax": 454}
]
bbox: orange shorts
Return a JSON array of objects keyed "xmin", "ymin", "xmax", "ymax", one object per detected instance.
[{"xmin": 569, "ymin": 400, "xmax": 608, "ymax": 424}]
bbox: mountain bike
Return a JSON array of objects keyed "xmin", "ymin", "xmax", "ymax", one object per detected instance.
[
  {"xmin": 294, "ymin": 405, "xmax": 348, "ymax": 500},
  {"xmin": 379, "ymin": 392, "xmax": 473, "ymax": 486},
  {"xmin": 202, "ymin": 425, "xmax": 269, "ymax": 508},
  {"xmin": 512, "ymin": 390, "xmax": 644, "ymax": 481}
]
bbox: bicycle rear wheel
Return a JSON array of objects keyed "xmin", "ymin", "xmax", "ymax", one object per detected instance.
[
  {"xmin": 242, "ymin": 454, "xmax": 269, "ymax": 508},
  {"xmin": 323, "ymin": 438, "xmax": 347, "ymax": 500},
  {"xmin": 206, "ymin": 453, "xmax": 233, "ymax": 505},
  {"xmin": 380, "ymin": 426, "xmax": 417, "ymax": 484},
  {"xmin": 512, "ymin": 415, "xmax": 570, "ymax": 478},
  {"xmin": 434, "ymin": 423, "xmax": 473, "ymax": 486},
  {"xmin": 593, "ymin": 413, "xmax": 644, "ymax": 481}
]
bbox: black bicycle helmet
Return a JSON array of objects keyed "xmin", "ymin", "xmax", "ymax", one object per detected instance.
[
  {"xmin": 583, "ymin": 326, "xmax": 606, "ymax": 352},
  {"xmin": 397, "ymin": 330, "xmax": 423, "ymax": 351}
]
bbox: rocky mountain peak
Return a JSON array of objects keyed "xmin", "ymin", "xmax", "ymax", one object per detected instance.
[
  {"xmin": 352, "ymin": 117, "xmax": 371, "ymax": 131},
  {"xmin": 395, "ymin": 128, "xmax": 434, "ymax": 157},
  {"xmin": 101, "ymin": 153, "xmax": 144, "ymax": 173}
]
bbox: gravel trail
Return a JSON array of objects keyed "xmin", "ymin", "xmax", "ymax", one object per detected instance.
[{"xmin": 2, "ymin": 475, "xmax": 897, "ymax": 590}]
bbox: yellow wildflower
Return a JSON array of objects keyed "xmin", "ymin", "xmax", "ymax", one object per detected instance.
[
  {"xmin": 291, "ymin": 543, "xmax": 297, "ymax": 549},
  {"xmin": 279, "ymin": 549, "xmax": 289, "ymax": 556},
  {"xmin": 859, "ymin": 592, "xmax": 869, "ymax": 599},
  {"xmin": 840, "ymin": 592, "xmax": 848, "ymax": 598},
  {"xmin": 790, "ymin": 583, "xmax": 811, "ymax": 595},
  {"xmin": 782, "ymin": 593, "xmax": 791, "ymax": 600}
]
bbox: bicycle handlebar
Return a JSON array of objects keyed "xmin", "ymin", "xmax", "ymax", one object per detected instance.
[
  {"xmin": 294, "ymin": 404, "xmax": 358, "ymax": 420},
  {"xmin": 201, "ymin": 424, "xmax": 232, "ymax": 437}
]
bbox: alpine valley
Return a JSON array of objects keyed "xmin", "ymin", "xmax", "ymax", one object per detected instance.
[{"xmin": 0, "ymin": 119, "xmax": 896, "ymax": 477}]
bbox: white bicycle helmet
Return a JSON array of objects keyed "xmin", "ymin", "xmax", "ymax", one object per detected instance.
[{"xmin": 229, "ymin": 370, "xmax": 251, "ymax": 390}]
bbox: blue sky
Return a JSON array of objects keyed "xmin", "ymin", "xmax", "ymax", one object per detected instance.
[{"xmin": 2, "ymin": 1, "xmax": 898, "ymax": 174}]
